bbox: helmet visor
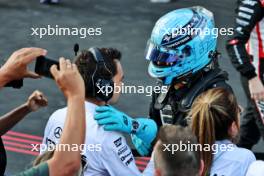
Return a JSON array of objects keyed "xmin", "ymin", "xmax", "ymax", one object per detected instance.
[{"xmin": 145, "ymin": 40, "xmax": 182, "ymax": 65}]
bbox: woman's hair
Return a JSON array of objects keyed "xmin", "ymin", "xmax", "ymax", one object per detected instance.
[
  {"xmin": 190, "ymin": 88, "xmax": 240, "ymax": 174},
  {"xmin": 33, "ymin": 150, "xmax": 54, "ymax": 166}
]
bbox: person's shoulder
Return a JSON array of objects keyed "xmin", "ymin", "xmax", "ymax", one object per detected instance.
[
  {"xmin": 98, "ymin": 129, "xmax": 126, "ymax": 147},
  {"xmin": 246, "ymin": 161, "xmax": 264, "ymax": 176},
  {"xmin": 93, "ymin": 128, "xmax": 129, "ymax": 154},
  {"xmin": 44, "ymin": 107, "xmax": 67, "ymax": 136},
  {"xmin": 211, "ymin": 145, "xmax": 256, "ymax": 176},
  {"xmin": 233, "ymin": 146, "xmax": 255, "ymax": 156},
  {"xmin": 49, "ymin": 107, "xmax": 67, "ymax": 122},
  {"xmin": 230, "ymin": 146, "xmax": 256, "ymax": 162},
  {"xmin": 228, "ymin": 147, "xmax": 256, "ymax": 175},
  {"xmin": 98, "ymin": 130, "xmax": 136, "ymax": 168},
  {"xmin": 51, "ymin": 107, "xmax": 67, "ymax": 116}
]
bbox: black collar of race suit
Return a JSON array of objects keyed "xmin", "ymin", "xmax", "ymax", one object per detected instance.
[
  {"xmin": 154, "ymin": 65, "xmax": 229, "ymax": 111},
  {"xmin": 178, "ymin": 68, "xmax": 229, "ymax": 111},
  {"xmin": 154, "ymin": 51, "xmax": 221, "ymax": 110},
  {"xmin": 171, "ymin": 51, "xmax": 220, "ymax": 87}
]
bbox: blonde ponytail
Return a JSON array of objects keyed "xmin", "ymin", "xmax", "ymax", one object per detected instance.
[{"xmin": 190, "ymin": 88, "xmax": 239, "ymax": 175}]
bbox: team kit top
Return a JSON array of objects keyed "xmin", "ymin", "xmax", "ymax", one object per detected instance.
[
  {"xmin": 226, "ymin": 0, "xmax": 264, "ymax": 125},
  {"xmin": 227, "ymin": 0, "xmax": 264, "ymax": 81},
  {"xmin": 41, "ymin": 102, "xmax": 152, "ymax": 176}
]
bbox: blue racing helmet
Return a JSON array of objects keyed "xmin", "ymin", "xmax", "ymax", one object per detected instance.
[{"xmin": 145, "ymin": 6, "xmax": 217, "ymax": 85}]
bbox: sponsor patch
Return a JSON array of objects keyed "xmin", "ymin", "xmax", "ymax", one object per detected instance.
[
  {"xmin": 125, "ymin": 157, "xmax": 134, "ymax": 166},
  {"xmin": 118, "ymin": 146, "xmax": 128, "ymax": 156},
  {"xmin": 120, "ymin": 152, "xmax": 132, "ymax": 161},
  {"xmin": 114, "ymin": 137, "xmax": 122, "ymax": 148}
]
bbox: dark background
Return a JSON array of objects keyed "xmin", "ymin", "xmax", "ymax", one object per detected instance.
[{"xmin": 0, "ymin": 0, "xmax": 262, "ymax": 174}]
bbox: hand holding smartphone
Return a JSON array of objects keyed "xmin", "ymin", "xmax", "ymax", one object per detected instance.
[{"xmin": 35, "ymin": 56, "xmax": 59, "ymax": 79}]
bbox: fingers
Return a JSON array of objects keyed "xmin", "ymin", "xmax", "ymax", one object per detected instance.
[
  {"xmin": 37, "ymin": 97, "xmax": 48, "ymax": 107},
  {"xmin": 20, "ymin": 48, "xmax": 47, "ymax": 64},
  {"xmin": 95, "ymin": 106, "xmax": 112, "ymax": 113},
  {"xmin": 25, "ymin": 71, "xmax": 41, "ymax": 79},
  {"xmin": 43, "ymin": 96, "xmax": 48, "ymax": 104},
  {"xmin": 97, "ymin": 117, "xmax": 117, "ymax": 126},
  {"xmin": 31, "ymin": 90, "xmax": 48, "ymax": 106},
  {"xmin": 66, "ymin": 59, "xmax": 72, "ymax": 69},
  {"xmin": 37, "ymin": 91, "xmax": 48, "ymax": 106},
  {"xmin": 94, "ymin": 111, "xmax": 112, "ymax": 120},
  {"xmin": 72, "ymin": 63, "xmax": 78, "ymax": 71},
  {"xmin": 59, "ymin": 57, "xmax": 67, "ymax": 71},
  {"xmin": 50, "ymin": 65, "xmax": 59, "ymax": 79},
  {"xmin": 51, "ymin": 58, "xmax": 74, "ymax": 80},
  {"xmin": 104, "ymin": 124, "xmax": 120, "ymax": 131},
  {"xmin": 31, "ymin": 90, "xmax": 43, "ymax": 99}
]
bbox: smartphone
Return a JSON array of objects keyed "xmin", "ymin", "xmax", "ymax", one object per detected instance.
[{"xmin": 35, "ymin": 56, "xmax": 59, "ymax": 79}]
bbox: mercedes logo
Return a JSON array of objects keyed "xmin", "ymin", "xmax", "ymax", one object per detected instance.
[{"xmin": 54, "ymin": 127, "xmax": 62, "ymax": 138}]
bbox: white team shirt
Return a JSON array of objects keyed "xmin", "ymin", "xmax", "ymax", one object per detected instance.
[
  {"xmin": 41, "ymin": 101, "xmax": 142, "ymax": 176},
  {"xmin": 246, "ymin": 161, "xmax": 264, "ymax": 176},
  {"xmin": 210, "ymin": 140, "xmax": 256, "ymax": 176}
]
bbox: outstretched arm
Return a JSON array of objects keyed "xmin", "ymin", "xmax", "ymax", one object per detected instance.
[
  {"xmin": 226, "ymin": 0, "xmax": 263, "ymax": 79},
  {"xmin": 0, "ymin": 90, "xmax": 47, "ymax": 136},
  {"xmin": 47, "ymin": 58, "xmax": 86, "ymax": 176},
  {"xmin": 226, "ymin": 0, "xmax": 264, "ymax": 101},
  {"xmin": 14, "ymin": 58, "xmax": 85, "ymax": 176},
  {"xmin": 95, "ymin": 105, "xmax": 158, "ymax": 156}
]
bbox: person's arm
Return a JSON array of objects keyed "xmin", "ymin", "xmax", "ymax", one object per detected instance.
[
  {"xmin": 226, "ymin": 0, "xmax": 264, "ymax": 100},
  {"xmin": 100, "ymin": 134, "xmax": 142, "ymax": 176},
  {"xmin": 0, "ymin": 69, "xmax": 11, "ymax": 87},
  {"xmin": 95, "ymin": 105, "xmax": 157, "ymax": 156},
  {"xmin": 0, "ymin": 90, "xmax": 48, "ymax": 136},
  {"xmin": 47, "ymin": 58, "xmax": 85, "ymax": 176},
  {"xmin": 226, "ymin": 0, "xmax": 263, "ymax": 79},
  {"xmin": 0, "ymin": 47, "xmax": 46, "ymax": 88},
  {"xmin": 14, "ymin": 58, "xmax": 85, "ymax": 176}
]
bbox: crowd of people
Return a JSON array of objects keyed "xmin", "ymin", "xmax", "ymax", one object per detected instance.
[{"xmin": 0, "ymin": 1, "xmax": 264, "ymax": 176}]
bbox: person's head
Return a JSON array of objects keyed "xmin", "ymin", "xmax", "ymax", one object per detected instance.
[
  {"xmin": 145, "ymin": 6, "xmax": 216, "ymax": 86},
  {"xmin": 154, "ymin": 125, "xmax": 203, "ymax": 176},
  {"xmin": 190, "ymin": 88, "xmax": 240, "ymax": 174},
  {"xmin": 74, "ymin": 48, "xmax": 123, "ymax": 105}
]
